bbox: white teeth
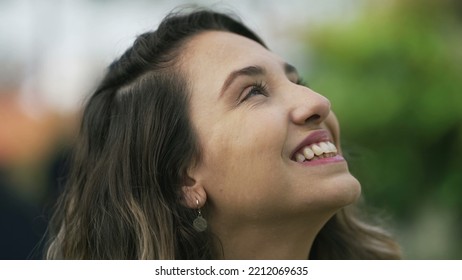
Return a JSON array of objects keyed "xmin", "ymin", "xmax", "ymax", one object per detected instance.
[
  {"xmin": 293, "ymin": 141, "xmax": 338, "ymax": 162},
  {"xmin": 311, "ymin": 144, "xmax": 323, "ymax": 156},
  {"xmin": 295, "ymin": 153, "xmax": 305, "ymax": 163},
  {"xmin": 303, "ymin": 147, "xmax": 315, "ymax": 160},
  {"xmin": 328, "ymin": 142, "xmax": 338, "ymax": 153},
  {"xmin": 319, "ymin": 142, "xmax": 330, "ymax": 152}
]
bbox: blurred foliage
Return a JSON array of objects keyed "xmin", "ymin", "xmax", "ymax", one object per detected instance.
[{"xmin": 302, "ymin": 0, "xmax": 462, "ymax": 258}]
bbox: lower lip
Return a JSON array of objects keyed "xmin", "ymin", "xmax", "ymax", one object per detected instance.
[{"xmin": 297, "ymin": 155, "xmax": 345, "ymax": 166}]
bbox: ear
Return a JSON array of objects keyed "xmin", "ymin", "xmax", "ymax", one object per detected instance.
[{"xmin": 180, "ymin": 170, "xmax": 207, "ymax": 209}]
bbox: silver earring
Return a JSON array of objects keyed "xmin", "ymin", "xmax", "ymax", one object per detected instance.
[{"xmin": 193, "ymin": 199, "xmax": 207, "ymax": 232}]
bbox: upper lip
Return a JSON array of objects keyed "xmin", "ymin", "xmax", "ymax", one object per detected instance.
[{"xmin": 290, "ymin": 129, "xmax": 333, "ymax": 160}]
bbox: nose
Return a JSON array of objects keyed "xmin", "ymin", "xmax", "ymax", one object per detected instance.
[{"xmin": 289, "ymin": 85, "xmax": 331, "ymax": 126}]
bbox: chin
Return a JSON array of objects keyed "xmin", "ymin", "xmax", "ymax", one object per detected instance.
[
  {"xmin": 313, "ymin": 173, "xmax": 362, "ymax": 212},
  {"xmin": 331, "ymin": 174, "xmax": 361, "ymax": 207}
]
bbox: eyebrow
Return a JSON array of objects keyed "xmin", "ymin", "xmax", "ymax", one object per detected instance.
[{"xmin": 220, "ymin": 62, "xmax": 299, "ymax": 98}]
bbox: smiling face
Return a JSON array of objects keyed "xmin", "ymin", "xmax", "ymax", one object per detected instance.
[{"xmin": 181, "ymin": 31, "xmax": 360, "ymax": 234}]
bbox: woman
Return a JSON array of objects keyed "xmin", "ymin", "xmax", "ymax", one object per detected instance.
[{"xmin": 46, "ymin": 8, "xmax": 401, "ymax": 259}]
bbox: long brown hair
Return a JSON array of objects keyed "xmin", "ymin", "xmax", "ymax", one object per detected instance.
[{"xmin": 46, "ymin": 8, "xmax": 401, "ymax": 259}]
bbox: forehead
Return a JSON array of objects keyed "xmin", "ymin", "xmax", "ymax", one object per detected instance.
[{"xmin": 181, "ymin": 31, "xmax": 284, "ymax": 89}]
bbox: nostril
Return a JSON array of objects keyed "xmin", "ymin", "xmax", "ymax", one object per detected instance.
[{"xmin": 306, "ymin": 114, "xmax": 320, "ymax": 124}]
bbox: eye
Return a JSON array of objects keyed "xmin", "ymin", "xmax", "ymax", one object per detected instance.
[
  {"xmin": 240, "ymin": 81, "xmax": 268, "ymax": 103},
  {"xmin": 296, "ymin": 77, "xmax": 308, "ymax": 87}
]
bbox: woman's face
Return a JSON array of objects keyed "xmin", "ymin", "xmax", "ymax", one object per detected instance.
[{"xmin": 182, "ymin": 31, "xmax": 360, "ymax": 232}]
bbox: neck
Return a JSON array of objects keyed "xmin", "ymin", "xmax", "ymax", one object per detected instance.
[{"xmin": 211, "ymin": 213, "xmax": 333, "ymax": 259}]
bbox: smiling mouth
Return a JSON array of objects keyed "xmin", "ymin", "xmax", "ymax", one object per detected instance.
[{"xmin": 292, "ymin": 141, "xmax": 338, "ymax": 163}]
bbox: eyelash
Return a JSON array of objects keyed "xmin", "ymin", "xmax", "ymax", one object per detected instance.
[
  {"xmin": 239, "ymin": 78, "xmax": 308, "ymax": 104},
  {"xmin": 240, "ymin": 81, "xmax": 268, "ymax": 103},
  {"xmin": 296, "ymin": 78, "xmax": 308, "ymax": 87}
]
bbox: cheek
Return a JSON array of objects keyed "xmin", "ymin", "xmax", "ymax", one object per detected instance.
[
  {"xmin": 324, "ymin": 111, "xmax": 341, "ymax": 147},
  {"xmin": 197, "ymin": 111, "xmax": 287, "ymax": 211}
]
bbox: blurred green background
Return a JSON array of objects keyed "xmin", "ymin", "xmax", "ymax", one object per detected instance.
[
  {"xmin": 1, "ymin": 0, "xmax": 460, "ymax": 259},
  {"xmin": 302, "ymin": 0, "xmax": 462, "ymax": 259}
]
